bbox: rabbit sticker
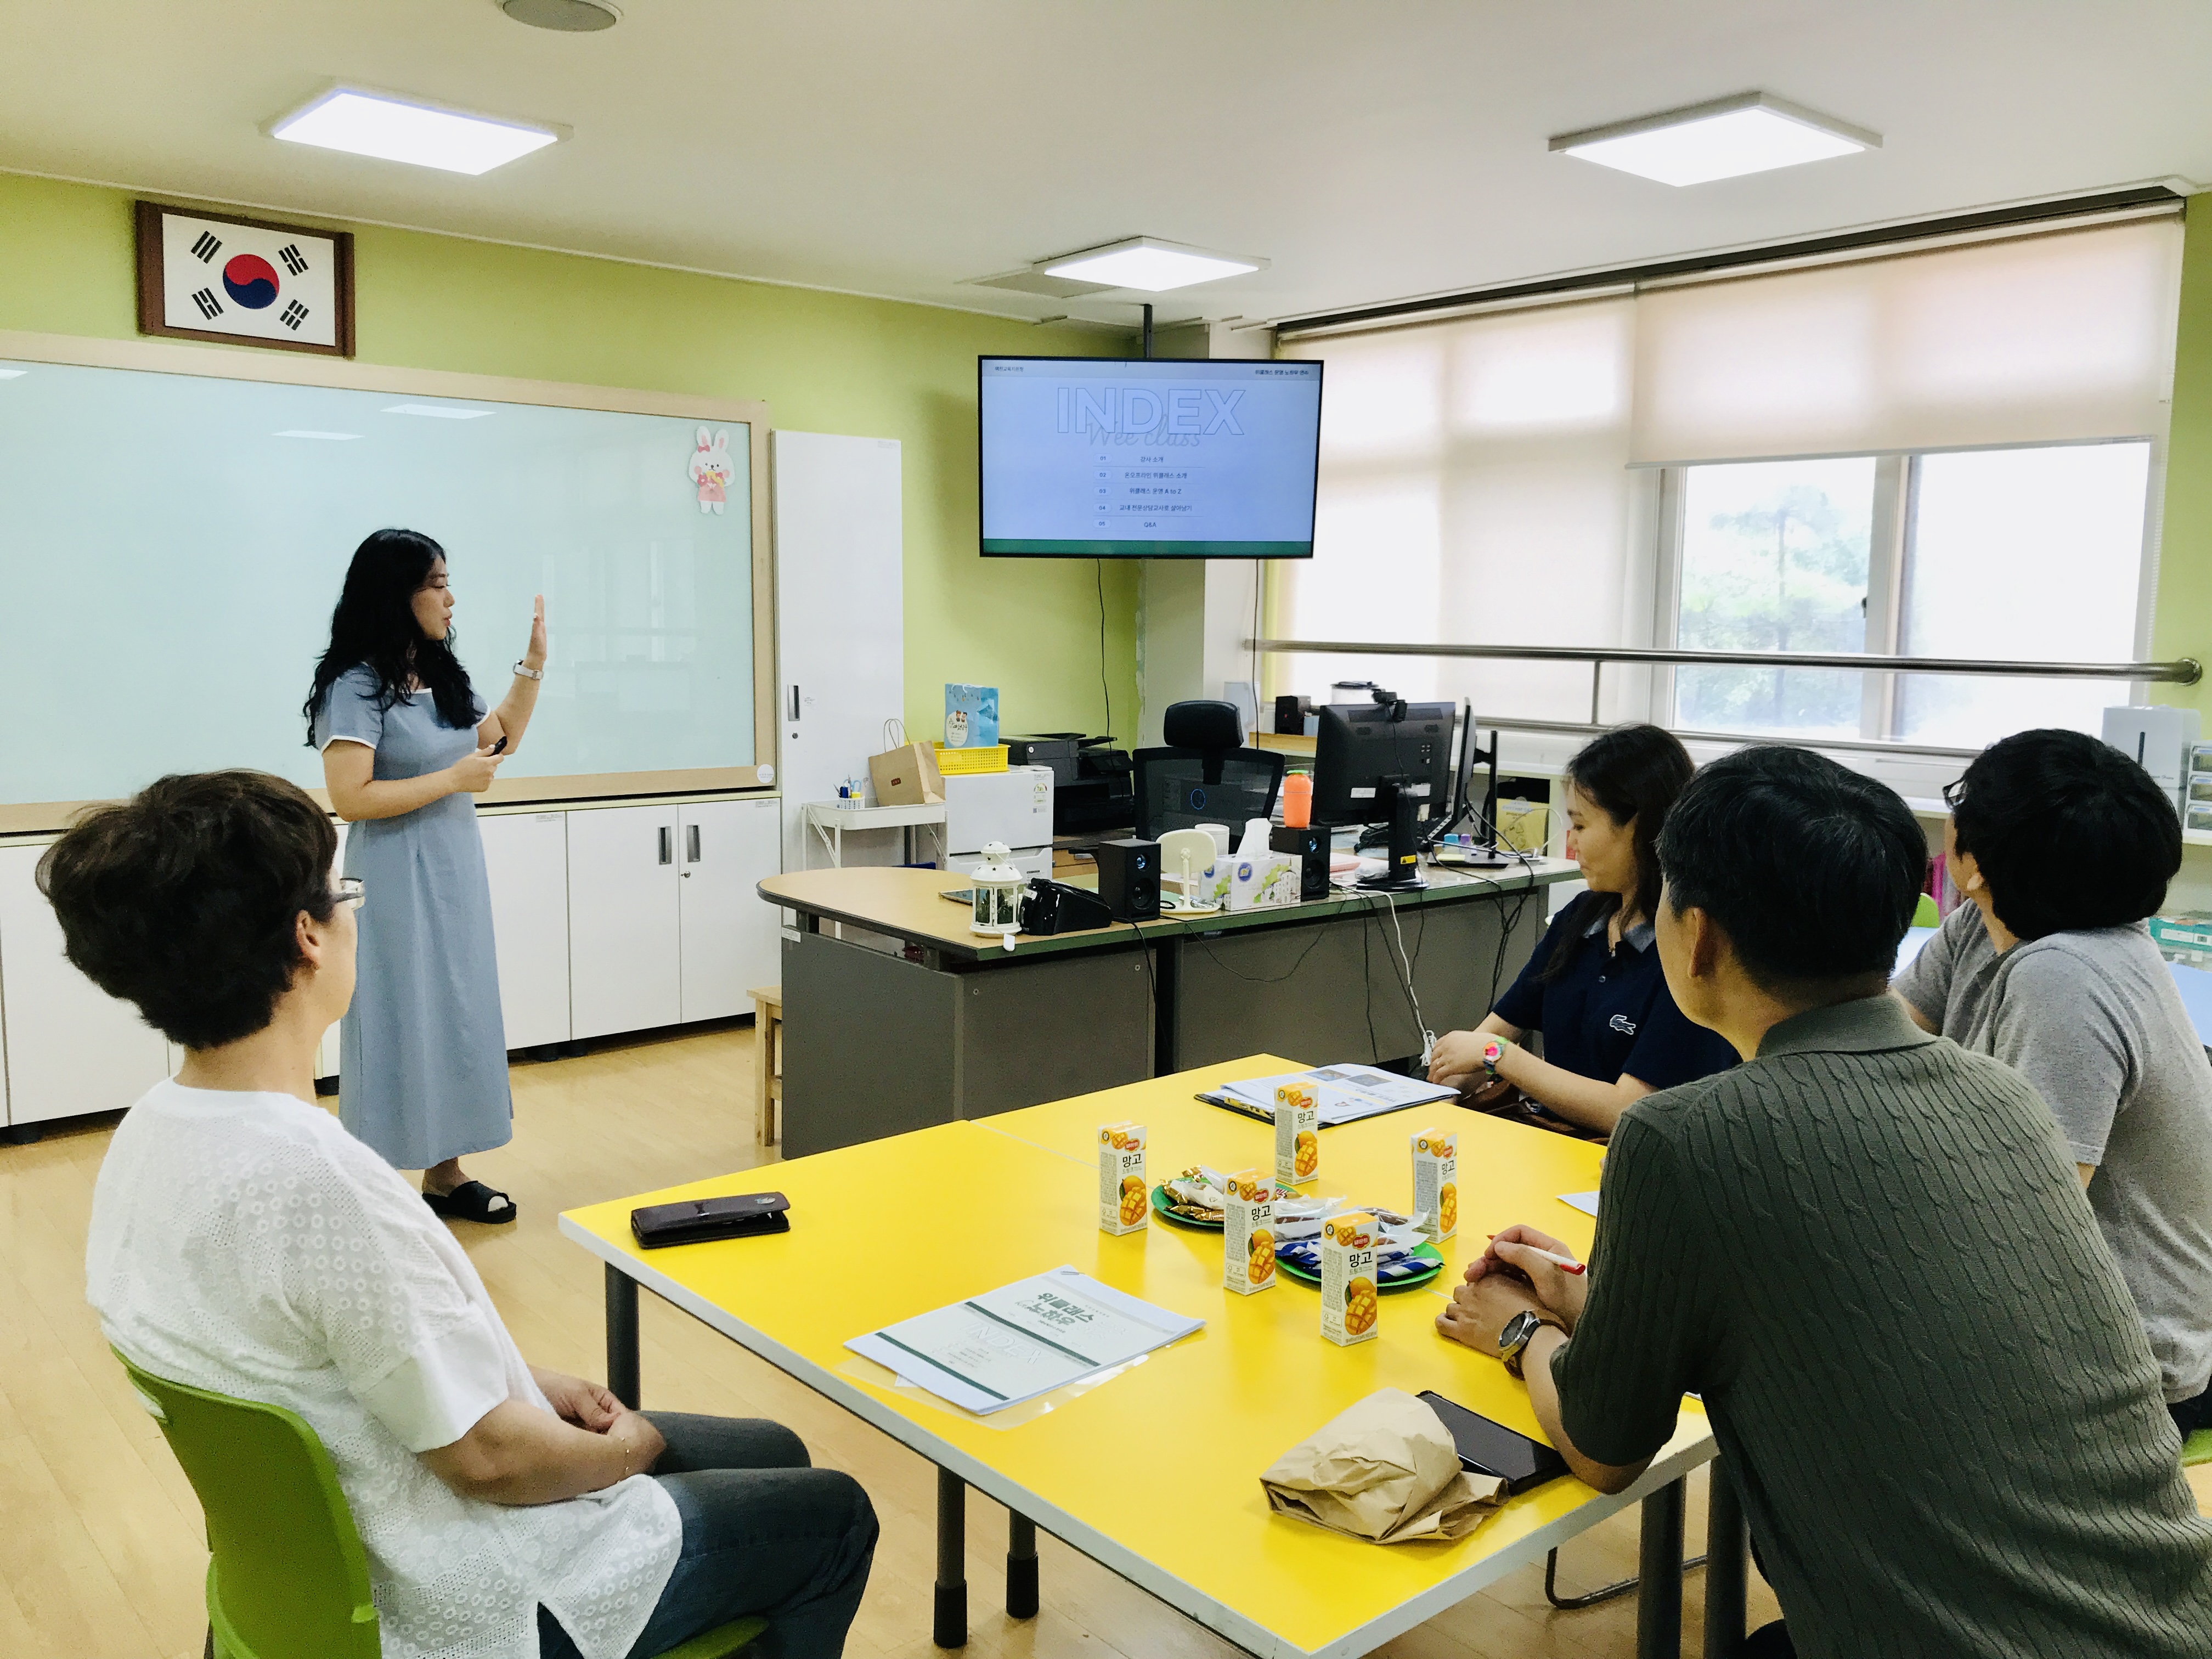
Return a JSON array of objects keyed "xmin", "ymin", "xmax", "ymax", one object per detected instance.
[{"xmin": 689, "ymin": 427, "xmax": 733, "ymax": 515}]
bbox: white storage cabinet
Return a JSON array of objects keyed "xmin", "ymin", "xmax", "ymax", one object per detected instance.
[
  {"xmin": 567, "ymin": 798, "xmax": 781, "ymax": 1041},
  {"xmin": 479, "ymin": 810, "xmax": 573, "ymax": 1050}
]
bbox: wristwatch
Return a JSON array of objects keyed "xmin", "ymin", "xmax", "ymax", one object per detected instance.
[
  {"xmin": 1497, "ymin": 1307, "xmax": 1567, "ymax": 1380},
  {"xmin": 512, "ymin": 659, "xmax": 545, "ymax": 681},
  {"xmin": 1480, "ymin": 1037, "xmax": 1508, "ymax": 1078}
]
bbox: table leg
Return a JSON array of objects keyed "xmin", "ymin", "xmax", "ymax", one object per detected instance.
[
  {"xmin": 1703, "ymin": 1461, "xmax": 1748, "ymax": 1659},
  {"xmin": 934, "ymin": 1467, "xmax": 967, "ymax": 1648},
  {"xmin": 1006, "ymin": 1510, "xmax": 1038, "ymax": 1620},
  {"xmin": 1634, "ymin": 1479, "xmax": 1686, "ymax": 1659},
  {"xmin": 605, "ymin": 1265, "xmax": 641, "ymax": 1410},
  {"xmin": 1150, "ymin": 933, "xmax": 1180, "ymax": 1077}
]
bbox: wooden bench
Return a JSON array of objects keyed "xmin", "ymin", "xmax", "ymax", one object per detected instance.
[{"xmin": 749, "ymin": 985, "xmax": 783, "ymax": 1147}]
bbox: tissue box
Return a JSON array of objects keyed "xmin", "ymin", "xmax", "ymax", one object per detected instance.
[{"xmin": 1227, "ymin": 851, "xmax": 1300, "ymax": 911}]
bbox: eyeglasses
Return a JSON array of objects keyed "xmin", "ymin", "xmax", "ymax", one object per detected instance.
[
  {"xmin": 1941, "ymin": 779, "xmax": 1966, "ymax": 809},
  {"xmin": 333, "ymin": 877, "xmax": 366, "ymax": 912}
]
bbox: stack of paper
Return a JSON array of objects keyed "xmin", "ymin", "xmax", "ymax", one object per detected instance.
[
  {"xmin": 847, "ymin": 1267, "xmax": 1203, "ymax": 1415},
  {"xmin": 1214, "ymin": 1065, "xmax": 1457, "ymax": 1127}
]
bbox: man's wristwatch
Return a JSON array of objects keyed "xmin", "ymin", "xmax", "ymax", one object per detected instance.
[
  {"xmin": 1497, "ymin": 1307, "xmax": 1568, "ymax": 1380},
  {"xmin": 1480, "ymin": 1037, "xmax": 1508, "ymax": 1078}
]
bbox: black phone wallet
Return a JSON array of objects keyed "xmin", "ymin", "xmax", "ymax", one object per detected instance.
[{"xmin": 630, "ymin": 1192, "xmax": 791, "ymax": 1249}]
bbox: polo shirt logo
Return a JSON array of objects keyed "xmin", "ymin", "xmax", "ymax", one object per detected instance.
[{"xmin": 1609, "ymin": 1014, "xmax": 1638, "ymax": 1036}]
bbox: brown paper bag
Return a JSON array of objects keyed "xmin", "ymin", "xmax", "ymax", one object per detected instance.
[
  {"xmin": 1260, "ymin": 1388, "xmax": 1506, "ymax": 1544},
  {"xmin": 868, "ymin": 739, "xmax": 944, "ymax": 806}
]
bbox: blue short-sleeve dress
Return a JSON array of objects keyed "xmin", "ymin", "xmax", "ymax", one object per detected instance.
[{"xmin": 314, "ymin": 665, "xmax": 511, "ymax": 1170}]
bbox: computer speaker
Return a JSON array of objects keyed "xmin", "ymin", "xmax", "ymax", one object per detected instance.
[{"xmin": 1092, "ymin": 837, "xmax": 1161, "ymax": 922}]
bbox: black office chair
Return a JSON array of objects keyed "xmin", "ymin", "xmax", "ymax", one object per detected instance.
[{"xmin": 1133, "ymin": 701, "xmax": 1286, "ymax": 842}]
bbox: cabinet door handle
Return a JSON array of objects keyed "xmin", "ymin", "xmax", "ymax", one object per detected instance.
[
  {"xmin": 658, "ymin": 826, "xmax": 673, "ymax": 865},
  {"xmin": 686, "ymin": 823, "xmax": 701, "ymax": 863}
]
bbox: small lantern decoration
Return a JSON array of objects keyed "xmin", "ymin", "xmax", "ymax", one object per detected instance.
[{"xmin": 969, "ymin": 840, "xmax": 1027, "ymax": 941}]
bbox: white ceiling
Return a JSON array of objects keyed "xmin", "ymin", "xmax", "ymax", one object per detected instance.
[{"xmin": 7, "ymin": 1, "xmax": 2211, "ymax": 333}]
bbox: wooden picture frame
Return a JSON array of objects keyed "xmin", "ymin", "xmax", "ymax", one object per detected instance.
[{"xmin": 134, "ymin": 200, "xmax": 357, "ymax": 358}]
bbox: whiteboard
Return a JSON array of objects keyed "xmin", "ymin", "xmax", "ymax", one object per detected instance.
[{"xmin": 0, "ymin": 350, "xmax": 764, "ymax": 817}]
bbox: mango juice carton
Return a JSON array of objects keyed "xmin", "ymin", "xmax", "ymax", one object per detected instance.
[
  {"xmin": 1320, "ymin": 1211, "xmax": 1379, "ymax": 1346},
  {"xmin": 1412, "ymin": 1127, "xmax": 1458, "ymax": 1243},
  {"xmin": 1097, "ymin": 1122, "xmax": 1148, "ymax": 1234},
  {"xmin": 1274, "ymin": 1084, "xmax": 1319, "ymax": 1187},
  {"xmin": 1221, "ymin": 1168, "xmax": 1276, "ymax": 1295}
]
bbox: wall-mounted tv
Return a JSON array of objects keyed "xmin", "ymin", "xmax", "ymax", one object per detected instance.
[{"xmin": 979, "ymin": 356, "xmax": 1323, "ymax": 558}]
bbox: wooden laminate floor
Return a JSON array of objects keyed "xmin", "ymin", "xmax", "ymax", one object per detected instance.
[{"xmin": 4, "ymin": 1023, "xmax": 1794, "ymax": 1659}]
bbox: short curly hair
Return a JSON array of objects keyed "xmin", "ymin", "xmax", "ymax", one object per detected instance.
[{"xmin": 38, "ymin": 771, "xmax": 338, "ymax": 1050}]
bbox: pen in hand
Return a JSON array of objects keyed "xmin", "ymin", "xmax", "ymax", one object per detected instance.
[{"xmin": 1489, "ymin": 1234, "xmax": 1586, "ymax": 1276}]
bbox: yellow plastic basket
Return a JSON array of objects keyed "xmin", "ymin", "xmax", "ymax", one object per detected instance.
[{"xmin": 934, "ymin": 743, "xmax": 1009, "ymax": 775}]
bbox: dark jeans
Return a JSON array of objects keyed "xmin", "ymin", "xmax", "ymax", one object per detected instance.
[
  {"xmin": 2171, "ymin": 1383, "xmax": 2212, "ymax": 1440},
  {"xmin": 539, "ymin": 1412, "xmax": 878, "ymax": 1659}
]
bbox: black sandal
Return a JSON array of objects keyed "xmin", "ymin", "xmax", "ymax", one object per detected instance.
[{"xmin": 423, "ymin": 1180, "xmax": 518, "ymax": 1225}]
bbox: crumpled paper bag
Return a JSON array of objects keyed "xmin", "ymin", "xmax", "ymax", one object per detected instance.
[{"xmin": 1260, "ymin": 1388, "xmax": 1507, "ymax": 1543}]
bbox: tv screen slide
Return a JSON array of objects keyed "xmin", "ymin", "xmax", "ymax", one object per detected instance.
[{"xmin": 979, "ymin": 356, "xmax": 1323, "ymax": 558}]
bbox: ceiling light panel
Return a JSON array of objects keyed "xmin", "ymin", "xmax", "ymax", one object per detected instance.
[
  {"xmin": 1552, "ymin": 93, "xmax": 1878, "ymax": 187},
  {"xmin": 269, "ymin": 87, "xmax": 563, "ymax": 176},
  {"xmin": 385, "ymin": 404, "xmax": 494, "ymax": 419},
  {"xmin": 1040, "ymin": 238, "xmax": 1265, "ymax": 292}
]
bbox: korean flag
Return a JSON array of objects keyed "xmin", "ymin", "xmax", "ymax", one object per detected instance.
[{"xmin": 159, "ymin": 210, "xmax": 340, "ymax": 349}]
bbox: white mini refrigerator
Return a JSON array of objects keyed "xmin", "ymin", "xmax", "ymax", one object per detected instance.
[{"xmin": 941, "ymin": 768, "xmax": 1056, "ymax": 878}]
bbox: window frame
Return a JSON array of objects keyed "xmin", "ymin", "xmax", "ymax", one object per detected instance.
[{"xmin": 1647, "ymin": 435, "xmax": 2163, "ymax": 749}]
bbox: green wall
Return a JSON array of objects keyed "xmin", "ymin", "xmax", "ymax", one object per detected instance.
[
  {"xmin": 2157, "ymin": 195, "xmax": 2212, "ymax": 715},
  {"xmin": 0, "ymin": 171, "xmax": 1140, "ymax": 747}
]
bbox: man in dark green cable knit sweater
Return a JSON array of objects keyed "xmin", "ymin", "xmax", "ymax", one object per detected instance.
[{"xmin": 1437, "ymin": 745, "xmax": 2212, "ymax": 1658}]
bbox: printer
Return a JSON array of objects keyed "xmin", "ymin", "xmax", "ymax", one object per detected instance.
[{"xmin": 942, "ymin": 766, "xmax": 1056, "ymax": 879}]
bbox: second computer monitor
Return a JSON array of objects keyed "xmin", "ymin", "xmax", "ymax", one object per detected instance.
[{"xmin": 1311, "ymin": 701, "xmax": 1457, "ymax": 827}]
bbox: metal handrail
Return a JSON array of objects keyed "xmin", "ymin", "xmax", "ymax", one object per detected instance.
[{"xmin": 1249, "ymin": 638, "xmax": 2200, "ymax": 727}]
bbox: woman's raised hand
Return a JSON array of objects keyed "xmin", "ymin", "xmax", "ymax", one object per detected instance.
[
  {"xmin": 522, "ymin": 595, "xmax": 547, "ymax": 673},
  {"xmin": 450, "ymin": 745, "xmax": 507, "ymax": 794}
]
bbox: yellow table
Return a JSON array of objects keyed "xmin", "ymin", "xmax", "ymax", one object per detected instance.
[{"xmin": 560, "ymin": 1057, "xmax": 1739, "ymax": 1659}]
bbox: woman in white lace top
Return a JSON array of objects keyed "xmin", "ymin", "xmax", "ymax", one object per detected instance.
[{"xmin": 55, "ymin": 771, "xmax": 876, "ymax": 1659}]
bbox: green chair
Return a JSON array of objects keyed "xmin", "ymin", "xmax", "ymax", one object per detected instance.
[
  {"xmin": 115, "ymin": 1352, "xmax": 766, "ymax": 1659},
  {"xmin": 2185, "ymin": 1428, "xmax": 2212, "ymax": 1468},
  {"xmin": 1912, "ymin": 893, "xmax": 1941, "ymax": 929}
]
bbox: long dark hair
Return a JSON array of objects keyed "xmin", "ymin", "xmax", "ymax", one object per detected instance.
[
  {"xmin": 303, "ymin": 529, "xmax": 477, "ymax": 742},
  {"xmin": 1541, "ymin": 723, "xmax": 1697, "ymax": 981}
]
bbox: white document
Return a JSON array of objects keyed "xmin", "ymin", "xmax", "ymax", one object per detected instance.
[
  {"xmin": 1558, "ymin": 1190, "xmax": 1600, "ymax": 1217},
  {"xmin": 1222, "ymin": 1065, "xmax": 1457, "ymax": 1126},
  {"xmin": 847, "ymin": 1266, "xmax": 1203, "ymax": 1415}
]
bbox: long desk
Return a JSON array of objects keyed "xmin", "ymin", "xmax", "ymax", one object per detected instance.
[
  {"xmin": 560, "ymin": 1056, "xmax": 1745, "ymax": 1659},
  {"xmin": 760, "ymin": 858, "xmax": 1580, "ymax": 1156}
]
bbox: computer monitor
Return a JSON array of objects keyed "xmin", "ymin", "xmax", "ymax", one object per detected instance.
[
  {"xmin": 1434, "ymin": 700, "xmax": 1502, "ymax": 855},
  {"xmin": 1312, "ymin": 697, "xmax": 1456, "ymax": 889}
]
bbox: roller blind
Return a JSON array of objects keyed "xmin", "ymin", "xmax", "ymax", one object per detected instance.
[
  {"xmin": 1276, "ymin": 296, "xmax": 1646, "ymax": 723},
  {"xmin": 1273, "ymin": 216, "xmax": 2181, "ymax": 734},
  {"xmin": 1628, "ymin": 218, "xmax": 2182, "ymax": 465}
]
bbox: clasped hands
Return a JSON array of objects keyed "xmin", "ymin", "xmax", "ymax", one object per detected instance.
[
  {"xmin": 1434, "ymin": 1224, "xmax": 1587, "ymax": 1356},
  {"xmin": 530, "ymin": 1365, "xmax": 664, "ymax": 1468}
]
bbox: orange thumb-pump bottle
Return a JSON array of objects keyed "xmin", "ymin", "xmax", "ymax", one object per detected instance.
[{"xmin": 1282, "ymin": 771, "xmax": 1313, "ymax": 828}]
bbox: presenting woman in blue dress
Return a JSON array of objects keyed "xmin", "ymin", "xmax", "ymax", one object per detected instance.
[{"xmin": 307, "ymin": 528, "xmax": 546, "ymax": 1224}]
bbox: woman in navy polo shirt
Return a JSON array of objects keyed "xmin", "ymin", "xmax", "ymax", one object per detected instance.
[{"xmin": 1429, "ymin": 724, "xmax": 1735, "ymax": 1137}]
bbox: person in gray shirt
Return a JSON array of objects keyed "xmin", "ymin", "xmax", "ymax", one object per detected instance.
[
  {"xmin": 1895, "ymin": 727, "xmax": 2212, "ymax": 1434},
  {"xmin": 1440, "ymin": 745, "xmax": 2212, "ymax": 1659}
]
